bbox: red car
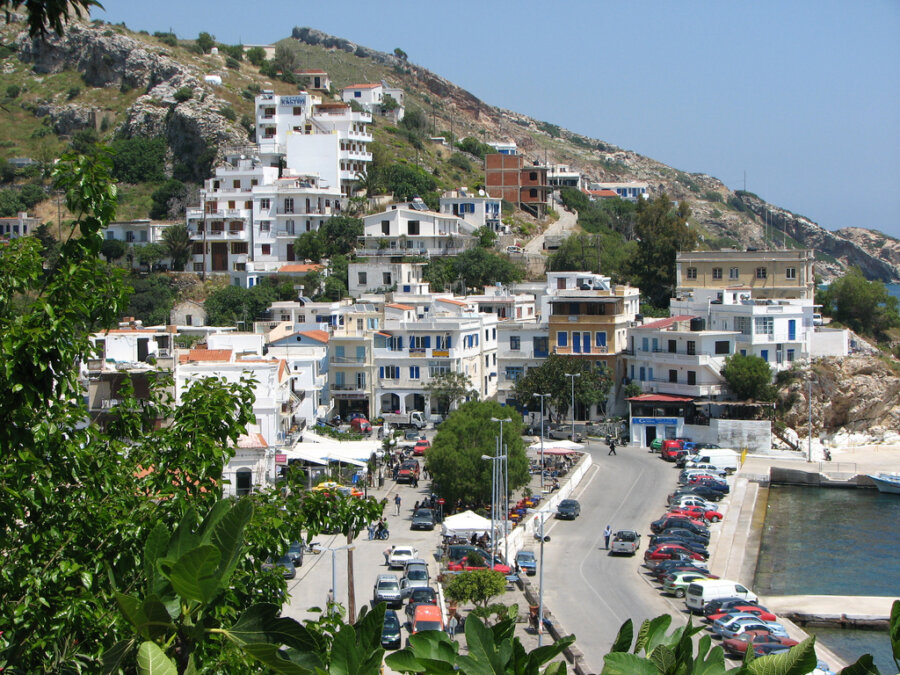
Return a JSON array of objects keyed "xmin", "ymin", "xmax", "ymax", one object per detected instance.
[
  {"xmin": 413, "ymin": 440, "xmax": 430, "ymax": 456},
  {"xmin": 669, "ymin": 506, "xmax": 723, "ymax": 523},
  {"xmin": 447, "ymin": 559, "xmax": 512, "ymax": 574},
  {"xmin": 708, "ymin": 606, "xmax": 777, "ymax": 623},
  {"xmin": 660, "ymin": 440, "xmax": 685, "ymax": 461},
  {"xmin": 643, "ymin": 543, "xmax": 705, "ymax": 562},
  {"xmin": 722, "ymin": 631, "xmax": 798, "ymax": 657}
]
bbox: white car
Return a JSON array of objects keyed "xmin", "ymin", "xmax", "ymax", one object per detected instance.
[
  {"xmin": 387, "ymin": 545, "xmax": 419, "ymax": 569},
  {"xmin": 670, "ymin": 496, "xmax": 716, "ymax": 511}
]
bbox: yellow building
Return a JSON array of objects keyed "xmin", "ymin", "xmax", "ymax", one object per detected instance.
[{"xmin": 675, "ymin": 249, "xmax": 815, "ymax": 300}]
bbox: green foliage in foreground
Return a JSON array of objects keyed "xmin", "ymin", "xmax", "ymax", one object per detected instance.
[{"xmin": 817, "ymin": 266, "xmax": 900, "ymax": 342}]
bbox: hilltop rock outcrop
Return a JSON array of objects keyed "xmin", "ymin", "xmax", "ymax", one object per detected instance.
[{"xmin": 34, "ymin": 102, "xmax": 98, "ymax": 134}]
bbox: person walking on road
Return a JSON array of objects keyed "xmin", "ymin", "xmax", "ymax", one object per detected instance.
[
  {"xmin": 604, "ymin": 524, "xmax": 612, "ymax": 549},
  {"xmin": 383, "ymin": 546, "xmax": 392, "ymax": 566},
  {"xmin": 447, "ymin": 614, "xmax": 459, "ymax": 639},
  {"xmin": 608, "ymin": 438, "xmax": 617, "ymax": 455},
  {"xmin": 394, "ymin": 493, "xmax": 401, "ymax": 514}
]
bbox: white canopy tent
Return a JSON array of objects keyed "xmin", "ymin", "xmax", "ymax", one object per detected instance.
[
  {"xmin": 440, "ymin": 510, "xmax": 492, "ymax": 539},
  {"xmin": 528, "ymin": 440, "xmax": 584, "ymax": 452}
]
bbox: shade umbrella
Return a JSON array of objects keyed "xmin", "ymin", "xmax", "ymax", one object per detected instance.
[{"xmin": 528, "ymin": 440, "xmax": 583, "ymax": 451}]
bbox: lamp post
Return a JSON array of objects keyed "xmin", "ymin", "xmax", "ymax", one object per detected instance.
[
  {"xmin": 490, "ymin": 416, "xmax": 512, "ymax": 562},
  {"xmin": 564, "ymin": 373, "xmax": 581, "ymax": 441},
  {"xmin": 527, "ymin": 508, "xmax": 556, "ymax": 647},
  {"xmin": 481, "ymin": 453, "xmax": 506, "ymax": 569},
  {"xmin": 324, "ymin": 544, "xmax": 355, "ymax": 615},
  {"xmin": 533, "ymin": 393, "xmax": 551, "ymax": 492}
]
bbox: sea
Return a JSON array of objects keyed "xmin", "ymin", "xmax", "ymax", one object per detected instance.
[
  {"xmin": 754, "ymin": 486, "xmax": 900, "ymax": 673},
  {"xmin": 888, "ymin": 283, "xmax": 900, "ymax": 303}
]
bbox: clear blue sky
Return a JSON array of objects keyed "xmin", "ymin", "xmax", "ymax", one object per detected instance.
[{"xmin": 96, "ymin": 0, "xmax": 900, "ymax": 239}]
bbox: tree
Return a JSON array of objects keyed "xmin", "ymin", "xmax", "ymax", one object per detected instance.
[
  {"xmin": 548, "ymin": 231, "xmax": 637, "ymax": 281},
  {"xmin": 393, "ymin": 47, "xmax": 408, "ymax": 61},
  {"xmin": 127, "ymin": 273, "xmax": 175, "ymax": 325},
  {"xmin": 425, "ymin": 371, "xmax": 476, "ymax": 415},
  {"xmin": 196, "ymin": 31, "xmax": 215, "ymax": 53},
  {"xmin": 134, "ymin": 242, "xmax": 166, "ymax": 271},
  {"xmin": 1, "ymin": 0, "xmax": 98, "ymax": 38},
  {"xmin": 818, "ymin": 266, "xmax": 900, "ymax": 342},
  {"xmin": 293, "ymin": 230, "xmax": 325, "ymax": 261},
  {"xmin": 721, "ymin": 353, "xmax": 774, "ymax": 401},
  {"xmin": 110, "ymin": 136, "xmax": 166, "ymax": 183},
  {"xmin": 272, "ymin": 42, "xmax": 300, "ymax": 74},
  {"xmin": 319, "ymin": 215, "xmax": 364, "ymax": 256},
  {"xmin": 424, "ymin": 248, "xmax": 524, "ymax": 293},
  {"xmin": 514, "ymin": 353, "xmax": 614, "ymax": 422},
  {"xmin": 161, "ymin": 223, "xmax": 192, "ymax": 271},
  {"xmin": 444, "ymin": 570, "xmax": 506, "ymax": 610},
  {"xmin": 474, "ymin": 226, "xmax": 497, "ymax": 248},
  {"xmin": 101, "ymin": 237, "xmax": 127, "ymax": 262},
  {"xmin": 381, "ymin": 163, "xmax": 437, "ymax": 201},
  {"xmin": 245, "ymin": 46, "xmax": 266, "ymax": 66},
  {"xmin": 627, "ymin": 194, "xmax": 696, "ymax": 309},
  {"xmin": 424, "ymin": 400, "xmax": 530, "ymax": 507},
  {"xmin": 68, "ymin": 128, "xmax": 100, "ymax": 156},
  {"xmin": 150, "ymin": 178, "xmax": 189, "ymax": 219}
]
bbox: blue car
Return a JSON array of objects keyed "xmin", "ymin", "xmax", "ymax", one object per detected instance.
[{"xmin": 515, "ymin": 550, "xmax": 537, "ymax": 576}]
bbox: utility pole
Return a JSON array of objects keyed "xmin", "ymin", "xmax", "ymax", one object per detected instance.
[{"xmin": 201, "ymin": 189, "xmax": 207, "ymax": 280}]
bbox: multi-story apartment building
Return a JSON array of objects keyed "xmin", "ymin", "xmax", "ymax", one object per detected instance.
[
  {"xmin": 546, "ymin": 164, "xmax": 582, "ymax": 189},
  {"xmin": 467, "ymin": 285, "xmax": 537, "ymax": 322},
  {"xmin": 348, "ymin": 260, "xmax": 428, "ymax": 297},
  {"xmin": 484, "ymin": 154, "xmax": 550, "ymax": 218},
  {"xmin": 260, "ymin": 298, "xmax": 351, "ymax": 334},
  {"xmin": 439, "ymin": 189, "xmax": 503, "ymax": 232},
  {"xmin": 374, "ymin": 299, "xmax": 498, "ymax": 419},
  {"xmin": 266, "ymin": 324, "xmax": 331, "ymax": 435},
  {"xmin": 496, "ymin": 321, "xmax": 549, "ymax": 408},
  {"xmin": 670, "ymin": 287, "xmax": 818, "ymax": 369},
  {"xmin": 357, "ymin": 202, "xmax": 476, "ymax": 258},
  {"xmin": 255, "ymin": 91, "xmax": 372, "ymax": 197},
  {"xmin": 675, "ymin": 249, "xmax": 816, "ymax": 300},
  {"xmin": 624, "ymin": 315, "xmax": 734, "ymax": 400},
  {"xmin": 340, "ymin": 82, "xmax": 405, "ymax": 120},
  {"xmin": 326, "ymin": 304, "xmax": 381, "ymax": 420}
]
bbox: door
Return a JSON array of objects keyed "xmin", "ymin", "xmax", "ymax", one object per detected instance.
[
  {"xmin": 582, "ymin": 332, "xmax": 591, "ymax": 353},
  {"xmin": 573, "ymin": 332, "xmax": 581, "ymax": 353},
  {"xmin": 235, "ymin": 469, "xmax": 252, "ymax": 496},
  {"xmin": 645, "ymin": 426, "xmax": 657, "ymax": 448},
  {"xmin": 788, "ymin": 319, "xmax": 796, "ymax": 341},
  {"xmin": 211, "ymin": 243, "xmax": 228, "ymax": 271}
]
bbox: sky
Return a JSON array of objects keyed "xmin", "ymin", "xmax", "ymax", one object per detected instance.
[{"xmin": 96, "ymin": 0, "xmax": 900, "ymax": 239}]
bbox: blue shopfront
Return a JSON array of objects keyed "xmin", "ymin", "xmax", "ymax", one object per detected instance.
[{"xmin": 626, "ymin": 394, "xmax": 693, "ymax": 447}]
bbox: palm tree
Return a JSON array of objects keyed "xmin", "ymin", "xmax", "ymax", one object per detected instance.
[{"xmin": 162, "ymin": 224, "xmax": 192, "ymax": 271}]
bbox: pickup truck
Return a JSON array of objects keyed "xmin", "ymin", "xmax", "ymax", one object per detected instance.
[
  {"xmin": 610, "ymin": 530, "xmax": 641, "ymax": 555},
  {"xmin": 381, "ymin": 411, "xmax": 427, "ymax": 430},
  {"xmin": 396, "ymin": 460, "xmax": 420, "ymax": 483}
]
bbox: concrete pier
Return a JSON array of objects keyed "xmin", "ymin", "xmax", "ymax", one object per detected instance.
[{"xmin": 760, "ymin": 595, "xmax": 893, "ymax": 628}]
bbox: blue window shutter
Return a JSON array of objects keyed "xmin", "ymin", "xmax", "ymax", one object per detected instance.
[
  {"xmin": 398, "ymin": 336, "xmax": 403, "ymax": 349},
  {"xmin": 424, "ymin": 336, "xmax": 431, "ymax": 348},
  {"xmin": 446, "ymin": 336, "xmax": 452, "ymax": 348},
  {"xmin": 379, "ymin": 367, "xmax": 384, "ymax": 378}
]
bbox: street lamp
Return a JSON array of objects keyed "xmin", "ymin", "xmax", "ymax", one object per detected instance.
[
  {"xmin": 564, "ymin": 373, "xmax": 581, "ymax": 442},
  {"xmin": 323, "ymin": 544, "xmax": 355, "ymax": 615},
  {"xmin": 481, "ymin": 453, "xmax": 506, "ymax": 569},
  {"xmin": 533, "ymin": 393, "xmax": 551, "ymax": 492},
  {"xmin": 491, "ymin": 416, "xmax": 512, "ymax": 562},
  {"xmin": 527, "ymin": 508, "xmax": 556, "ymax": 647}
]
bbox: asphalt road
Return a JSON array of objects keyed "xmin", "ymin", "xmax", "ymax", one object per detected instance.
[
  {"xmin": 523, "ymin": 195, "xmax": 578, "ymax": 254},
  {"xmin": 538, "ymin": 440, "xmax": 691, "ymax": 671}
]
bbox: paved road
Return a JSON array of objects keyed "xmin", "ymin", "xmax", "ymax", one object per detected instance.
[
  {"xmin": 524, "ymin": 195, "xmax": 578, "ymax": 254},
  {"xmin": 538, "ymin": 441, "xmax": 690, "ymax": 671}
]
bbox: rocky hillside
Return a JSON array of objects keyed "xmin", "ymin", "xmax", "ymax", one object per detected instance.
[{"xmin": 1, "ymin": 17, "xmax": 897, "ymax": 281}]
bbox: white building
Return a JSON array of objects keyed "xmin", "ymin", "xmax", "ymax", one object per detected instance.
[
  {"xmin": 358, "ymin": 202, "xmax": 476, "ymax": 258},
  {"xmin": 255, "ymin": 91, "xmax": 372, "ymax": 197},
  {"xmin": 296, "ymin": 69, "xmax": 331, "ymax": 91},
  {"xmin": 546, "ymin": 164, "xmax": 582, "ymax": 189},
  {"xmin": 259, "ymin": 298, "xmax": 351, "ymax": 334},
  {"xmin": 496, "ymin": 321, "xmax": 549, "ymax": 407},
  {"xmin": 348, "ymin": 260, "xmax": 429, "ymax": 298},
  {"xmin": 467, "ymin": 285, "xmax": 537, "ymax": 322},
  {"xmin": 439, "ymin": 189, "xmax": 503, "ymax": 232},
  {"xmin": 487, "ymin": 141, "xmax": 517, "ymax": 155},
  {"xmin": 0, "ymin": 212, "xmax": 39, "ymax": 239},
  {"xmin": 266, "ymin": 324, "xmax": 331, "ymax": 433},
  {"xmin": 586, "ymin": 181, "xmax": 648, "ymax": 201},
  {"xmin": 373, "ymin": 298, "xmax": 499, "ymax": 419},
  {"xmin": 340, "ymin": 81, "xmax": 405, "ymax": 121}
]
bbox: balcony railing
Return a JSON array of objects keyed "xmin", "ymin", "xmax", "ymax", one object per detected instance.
[
  {"xmin": 553, "ymin": 345, "xmax": 609, "ymax": 355},
  {"xmin": 330, "ymin": 383, "xmax": 366, "ymax": 391},
  {"xmin": 331, "ymin": 355, "xmax": 367, "ymax": 364}
]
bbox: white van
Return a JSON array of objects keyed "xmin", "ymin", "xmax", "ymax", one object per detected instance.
[
  {"xmin": 685, "ymin": 578, "xmax": 757, "ymax": 612},
  {"xmin": 687, "ymin": 449, "xmax": 738, "ymax": 473}
]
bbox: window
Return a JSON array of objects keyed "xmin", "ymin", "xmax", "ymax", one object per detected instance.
[
  {"xmin": 409, "ymin": 366, "xmax": 420, "ymax": 380},
  {"xmin": 557, "ymin": 332, "xmax": 568, "ymax": 348},
  {"xmin": 533, "ymin": 337, "xmax": 548, "ymax": 357},
  {"xmin": 407, "ymin": 220, "xmax": 420, "ymax": 235},
  {"xmin": 639, "ymin": 367, "xmax": 646, "ymax": 381},
  {"xmin": 734, "ymin": 317, "xmax": 752, "ymax": 334},
  {"xmin": 358, "ymin": 272, "xmax": 367, "ymax": 285},
  {"xmin": 760, "ymin": 349, "xmax": 769, "ymax": 362},
  {"xmin": 529, "ymin": 172, "xmax": 537, "ymax": 180},
  {"xmin": 245, "ymin": 200, "xmax": 252, "ymax": 209},
  {"xmin": 687, "ymin": 371, "xmax": 696, "ymax": 385},
  {"xmin": 193, "ymin": 262, "xmax": 204, "ymax": 272},
  {"xmin": 381, "ymin": 219, "xmax": 390, "ymax": 235},
  {"xmin": 686, "ymin": 267, "xmax": 698, "ymax": 280},
  {"xmin": 434, "ymin": 335, "xmax": 451, "ymax": 350},
  {"xmin": 232, "ymin": 179, "xmax": 240, "ymax": 189},
  {"xmin": 383, "ymin": 273, "xmax": 392, "ymax": 285},
  {"xmin": 669, "ymin": 369, "xmax": 678, "ymax": 383},
  {"xmin": 529, "ymin": 188, "xmax": 537, "ymax": 198},
  {"xmin": 429, "ymin": 362, "xmax": 451, "ymax": 377},
  {"xmin": 227, "ymin": 200, "xmax": 235, "ymax": 209},
  {"xmin": 261, "ymin": 244, "xmax": 271, "ymax": 255},
  {"xmin": 712, "ymin": 267, "xmax": 723, "ymax": 280},
  {"xmin": 192, "ymin": 242, "xmax": 204, "ymax": 255},
  {"xmin": 231, "ymin": 242, "xmax": 248, "ymax": 254},
  {"xmin": 786, "ymin": 267, "xmax": 797, "ymax": 279},
  {"xmin": 354, "ymin": 91, "xmax": 361, "ymax": 98},
  {"xmin": 756, "ymin": 267, "xmax": 767, "ymax": 279},
  {"xmin": 259, "ymin": 221, "xmax": 270, "ymax": 232},
  {"xmin": 292, "ymin": 106, "xmax": 303, "ymax": 116},
  {"xmin": 667, "ymin": 339, "xmax": 676, "ymax": 353},
  {"xmin": 787, "ymin": 348, "xmax": 795, "ymax": 362},
  {"xmin": 505, "ymin": 366, "xmax": 524, "ymax": 382},
  {"xmin": 284, "ymin": 198, "xmax": 294, "ymax": 214},
  {"xmin": 730, "ymin": 267, "xmax": 740, "ymax": 280},
  {"xmin": 687, "ymin": 340, "xmax": 696, "ymax": 355},
  {"xmin": 755, "ymin": 317, "xmax": 774, "ymax": 335},
  {"xmin": 714, "ymin": 340, "xmax": 730, "ymax": 355},
  {"xmin": 641, "ymin": 337, "xmax": 649, "ymax": 352},
  {"xmin": 381, "ymin": 365, "xmax": 400, "ymax": 379},
  {"xmin": 410, "ymin": 336, "xmax": 430, "ymax": 349},
  {"xmin": 510, "ymin": 336, "xmax": 521, "ymax": 351}
]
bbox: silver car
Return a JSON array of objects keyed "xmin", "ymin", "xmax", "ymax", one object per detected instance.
[
  {"xmin": 547, "ymin": 427, "xmax": 583, "ymax": 442},
  {"xmin": 373, "ymin": 574, "xmax": 403, "ymax": 608},
  {"xmin": 400, "ymin": 560, "xmax": 431, "ymax": 597}
]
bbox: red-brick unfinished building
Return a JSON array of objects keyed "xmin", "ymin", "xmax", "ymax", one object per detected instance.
[{"xmin": 484, "ymin": 154, "xmax": 550, "ymax": 218}]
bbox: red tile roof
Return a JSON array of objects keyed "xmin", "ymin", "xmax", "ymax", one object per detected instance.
[
  {"xmin": 297, "ymin": 69, "xmax": 326, "ymax": 74},
  {"xmin": 626, "ymin": 394, "xmax": 693, "ymax": 402},
  {"xmin": 437, "ymin": 298, "xmax": 469, "ymax": 307},
  {"xmin": 237, "ymin": 432, "xmax": 268, "ymax": 449},
  {"xmin": 587, "ymin": 189, "xmax": 619, "ymax": 198},
  {"xmin": 298, "ymin": 329, "xmax": 330, "ymax": 343},
  {"xmin": 346, "ymin": 83, "xmax": 381, "ymax": 89},
  {"xmin": 279, "ymin": 263, "xmax": 324, "ymax": 273},
  {"xmin": 637, "ymin": 315, "xmax": 696, "ymax": 330},
  {"xmin": 179, "ymin": 349, "xmax": 232, "ymax": 363},
  {"xmin": 385, "ymin": 303, "xmax": 414, "ymax": 310}
]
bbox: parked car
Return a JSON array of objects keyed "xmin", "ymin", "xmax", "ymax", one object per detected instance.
[
  {"xmin": 712, "ymin": 616, "xmax": 789, "ymax": 640},
  {"xmin": 404, "ymin": 430, "xmax": 423, "ymax": 442},
  {"xmin": 515, "ymin": 550, "xmax": 537, "ymax": 576},
  {"xmin": 411, "ymin": 508, "xmax": 436, "ymax": 531},
  {"xmin": 663, "ymin": 570, "xmax": 716, "ymax": 597},
  {"xmin": 650, "ymin": 515, "xmax": 708, "ymax": 535},
  {"xmin": 404, "ymin": 587, "xmax": 439, "ymax": 623},
  {"xmin": 262, "ymin": 554, "xmax": 297, "ymax": 580},
  {"xmin": 652, "ymin": 561, "xmax": 709, "ymax": 583},
  {"xmin": 397, "ymin": 460, "xmax": 420, "ymax": 483},
  {"xmin": 412, "ymin": 440, "xmax": 430, "ymax": 456},
  {"xmin": 707, "ymin": 605, "xmax": 777, "ymax": 623},
  {"xmin": 702, "ymin": 597, "xmax": 759, "ymax": 618},
  {"xmin": 556, "ymin": 499, "xmax": 581, "ymax": 519},
  {"xmin": 446, "ymin": 544, "xmax": 492, "ymax": 562},
  {"xmin": 287, "ymin": 541, "xmax": 305, "ymax": 567},
  {"xmin": 648, "ymin": 536, "xmax": 708, "ymax": 557},
  {"xmin": 688, "ymin": 477, "xmax": 729, "ymax": 493},
  {"xmin": 373, "ymin": 574, "xmax": 403, "ymax": 608},
  {"xmin": 669, "ymin": 506, "xmax": 724, "ymax": 523},
  {"xmin": 670, "ymin": 495, "xmax": 716, "ymax": 511},
  {"xmin": 350, "ymin": 417, "xmax": 373, "ymax": 434},
  {"xmin": 381, "ymin": 609, "xmax": 402, "ymax": 650},
  {"xmin": 409, "ymin": 604, "xmax": 443, "ymax": 637},
  {"xmin": 548, "ymin": 427, "xmax": 583, "ymax": 442},
  {"xmin": 447, "ymin": 552, "xmax": 512, "ymax": 574},
  {"xmin": 656, "ymin": 527, "xmax": 710, "ymax": 544},
  {"xmin": 610, "ymin": 530, "xmax": 641, "ymax": 555},
  {"xmin": 670, "ymin": 485, "xmax": 725, "ymax": 502},
  {"xmin": 387, "ymin": 546, "xmax": 419, "ymax": 569},
  {"xmin": 722, "ymin": 630, "xmax": 798, "ymax": 657},
  {"xmin": 660, "ymin": 440, "xmax": 686, "ymax": 461},
  {"xmin": 650, "ymin": 437, "xmax": 665, "ymax": 452},
  {"xmin": 643, "ymin": 543, "xmax": 705, "ymax": 562}
]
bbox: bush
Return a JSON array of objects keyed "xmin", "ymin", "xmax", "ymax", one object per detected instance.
[
  {"xmin": 6, "ymin": 84, "xmax": 21, "ymax": 99},
  {"xmin": 66, "ymin": 86, "xmax": 81, "ymax": 100},
  {"xmin": 196, "ymin": 32, "xmax": 215, "ymax": 54},
  {"xmin": 457, "ymin": 136, "xmax": 494, "ymax": 160},
  {"xmin": 220, "ymin": 106, "xmax": 236, "ymax": 121},
  {"xmin": 721, "ymin": 353, "xmax": 774, "ymax": 401},
  {"xmin": 150, "ymin": 179, "xmax": 188, "ymax": 219},
  {"xmin": 225, "ymin": 56, "xmax": 240, "ymax": 70},
  {"xmin": 153, "ymin": 31, "xmax": 178, "ymax": 47},
  {"xmin": 18, "ymin": 183, "xmax": 46, "ymax": 209},
  {"xmin": 245, "ymin": 46, "xmax": 266, "ymax": 66},
  {"xmin": 448, "ymin": 153, "xmax": 471, "ymax": 172},
  {"xmin": 173, "ymin": 87, "xmax": 193, "ymax": 103},
  {"xmin": 110, "ymin": 136, "xmax": 166, "ymax": 184},
  {"xmin": 703, "ymin": 189, "xmax": 723, "ymax": 203}
]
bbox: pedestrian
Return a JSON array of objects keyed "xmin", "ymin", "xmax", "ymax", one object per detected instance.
[
  {"xmin": 447, "ymin": 614, "xmax": 459, "ymax": 639},
  {"xmin": 392, "ymin": 466, "xmax": 399, "ymax": 481},
  {"xmin": 395, "ymin": 493, "xmax": 401, "ymax": 514},
  {"xmin": 412, "ymin": 474, "xmax": 418, "ymax": 488},
  {"xmin": 608, "ymin": 438, "xmax": 617, "ymax": 456},
  {"xmin": 413, "ymin": 500, "xmax": 420, "ymax": 512},
  {"xmin": 367, "ymin": 522, "xmax": 376, "ymax": 540},
  {"xmin": 383, "ymin": 546, "xmax": 392, "ymax": 566},
  {"xmin": 470, "ymin": 532, "xmax": 478, "ymax": 546},
  {"xmin": 604, "ymin": 524, "xmax": 612, "ymax": 549}
]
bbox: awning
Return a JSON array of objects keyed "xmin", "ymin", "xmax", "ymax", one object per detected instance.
[{"xmin": 528, "ymin": 440, "xmax": 583, "ymax": 451}]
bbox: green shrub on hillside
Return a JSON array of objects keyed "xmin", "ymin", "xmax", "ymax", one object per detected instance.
[
  {"xmin": 173, "ymin": 87, "xmax": 193, "ymax": 102},
  {"xmin": 456, "ymin": 136, "xmax": 494, "ymax": 160},
  {"xmin": 110, "ymin": 137, "xmax": 166, "ymax": 184},
  {"xmin": 196, "ymin": 32, "xmax": 215, "ymax": 54},
  {"xmin": 245, "ymin": 46, "xmax": 266, "ymax": 66},
  {"xmin": 153, "ymin": 31, "xmax": 178, "ymax": 47},
  {"xmin": 6, "ymin": 84, "xmax": 21, "ymax": 99}
]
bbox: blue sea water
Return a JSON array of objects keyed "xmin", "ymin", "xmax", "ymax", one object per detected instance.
[
  {"xmin": 887, "ymin": 283, "xmax": 900, "ymax": 302},
  {"xmin": 754, "ymin": 486, "xmax": 900, "ymax": 671}
]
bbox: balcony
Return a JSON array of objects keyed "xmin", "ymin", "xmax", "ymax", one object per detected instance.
[
  {"xmin": 331, "ymin": 355, "xmax": 368, "ymax": 365},
  {"xmin": 330, "ymin": 383, "xmax": 367, "ymax": 392},
  {"xmin": 408, "ymin": 347, "xmax": 427, "ymax": 356},
  {"xmin": 639, "ymin": 380, "xmax": 724, "ymax": 397},
  {"xmin": 553, "ymin": 345, "xmax": 610, "ymax": 356},
  {"xmin": 190, "ymin": 229, "xmax": 249, "ymax": 241}
]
